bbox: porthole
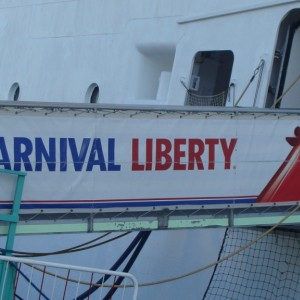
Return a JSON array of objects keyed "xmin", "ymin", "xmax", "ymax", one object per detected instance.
[
  {"xmin": 85, "ymin": 83, "xmax": 99, "ymax": 103},
  {"xmin": 8, "ymin": 83, "xmax": 20, "ymax": 101}
]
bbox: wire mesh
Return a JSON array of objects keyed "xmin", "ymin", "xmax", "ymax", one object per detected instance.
[
  {"xmin": 203, "ymin": 228, "xmax": 300, "ymax": 300},
  {"xmin": 185, "ymin": 91, "xmax": 226, "ymax": 106}
]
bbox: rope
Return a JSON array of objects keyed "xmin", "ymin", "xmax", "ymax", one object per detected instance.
[
  {"xmin": 16, "ymin": 204, "xmax": 300, "ymax": 290},
  {"xmin": 18, "ymin": 232, "xmax": 152, "ymax": 292},
  {"xmin": 11, "ymin": 263, "xmax": 50, "ymax": 300},
  {"xmin": 1, "ymin": 232, "xmax": 131, "ymax": 258},
  {"xmin": 271, "ymin": 72, "xmax": 300, "ymax": 108},
  {"xmin": 201, "ymin": 228, "xmax": 229, "ymax": 300},
  {"xmin": 1, "ymin": 232, "xmax": 109, "ymax": 256},
  {"xmin": 235, "ymin": 60, "xmax": 264, "ymax": 107},
  {"xmin": 103, "ymin": 231, "xmax": 151, "ymax": 300},
  {"xmin": 75, "ymin": 231, "xmax": 149, "ymax": 299},
  {"xmin": 138, "ymin": 204, "xmax": 300, "ymax": 287}
]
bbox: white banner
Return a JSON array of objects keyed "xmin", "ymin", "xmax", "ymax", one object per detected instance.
[{"xmin": 0, "ymin": 111, "xmax": 299, "ymax": 210}]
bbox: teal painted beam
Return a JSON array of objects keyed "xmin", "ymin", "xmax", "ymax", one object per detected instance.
[
  {"xmin": 0, "ymin": 169, "xmax": 26, "ymax": 300},
  {"xmin": 0, "ymin": 168, "xmax": 26, "ymax": 176},
  {"xmin": 0, "ymin": 215, "xmax": 19, "ymax": 223}
]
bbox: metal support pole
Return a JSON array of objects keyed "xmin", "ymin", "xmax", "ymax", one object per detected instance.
[{"xmin": 0, "ymin": 169, "xmax": 26, "ymax": 300}]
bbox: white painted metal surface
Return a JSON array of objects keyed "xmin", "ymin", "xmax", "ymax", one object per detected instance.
[
  {"xmin": 0, "ymin": 1, "xmax": 300, "ymax": 300},
  {"xmin": 0, "ymin": 0, "xmax": 299, "ymax": 108}
]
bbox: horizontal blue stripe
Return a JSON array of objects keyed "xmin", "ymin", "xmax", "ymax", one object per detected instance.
[{"xmin": 0, "ymin": 198, "xmax": 256, "ymax": 210}]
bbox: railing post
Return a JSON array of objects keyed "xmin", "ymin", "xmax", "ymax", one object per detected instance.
[{"xmin": 0, "ymin": 169, "xmax": 26, "ymax": 300}]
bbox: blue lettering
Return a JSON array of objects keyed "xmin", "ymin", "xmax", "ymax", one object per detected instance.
[
  {"xmin": 0, "ymin": 136, "xmax": 121, "ymax": 172},
  {"xmin": 60, "ymin": 138, "xmax": 67, "ymax": 171},
  {"xmin": 87, "ymin": 139, "xmax": 106, "ymax": 171},
  {"xmin": 35, "ymin": 138, "xmax": 56, "ymax": 171},
  {"xmin": 69, "ymin": 138, "xmax": 90, "ymax": 171},
  {"xmin": 0, "ymin": 137, "xmax": 11, "ymax": 170},
  {"xmin": 108, "ymin": 138, "xmax": 121, "ymax": 171},
  {"xmin": 14, "ymin": 137, "xmax": 33, "ymax": 171}
]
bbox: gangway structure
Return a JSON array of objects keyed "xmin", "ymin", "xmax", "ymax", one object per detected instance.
[{"xmin": 3, "ymin": 201, "xmax": 298, "ymax": 235}]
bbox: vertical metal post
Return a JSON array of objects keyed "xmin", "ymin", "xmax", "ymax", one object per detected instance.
[
  {"xmin": 0, "ymin": 169, "xmax": 26, "ymax": 300},
  {"xmin": 228, "ymin": 208, "xmax": 234, "ymax": 227}
]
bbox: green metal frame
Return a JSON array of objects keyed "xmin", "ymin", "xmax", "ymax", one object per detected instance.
[{"xmin": 0, "ymin": 169, "xmax": 26, "ymax": 300}]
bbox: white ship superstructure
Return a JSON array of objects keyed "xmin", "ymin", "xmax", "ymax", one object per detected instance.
[
  {"xmin": 0, "ymin": 0, "xmax": 299, "ymax": 108},
  {"xmin": 1, "ymin": 1, "xmax": 300, "ymax": 299}
]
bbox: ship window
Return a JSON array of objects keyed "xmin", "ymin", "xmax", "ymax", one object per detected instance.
[
  {"xmin": 86, "ymin": 83, "xmax": 99, "ymax": 103},
  {"xmin": 185, "ymin": 50, "xmax": 234, "ymax": 106},
  {"xmin": 8, "ymin": 82, "xmax": 20, "ymax": 101}
]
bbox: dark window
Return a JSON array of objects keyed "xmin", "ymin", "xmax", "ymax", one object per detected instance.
[{"xmin": 186, "ymin": 50, "xmax": 234, "ymax": 106}]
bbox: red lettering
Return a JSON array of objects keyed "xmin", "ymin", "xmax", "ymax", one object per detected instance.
[
  {"xmin": 205, "ymin": 139, "xmax": 219, "ymax": 170},
  {"xmin": 188, "ymin": 139, "xmax": 205, "ymax": 170},
  {"xmin": 155, "ymin": 139, "xmax": 172, "ymax": 170},
  {"xmin": 131, "ymin": 139, "xmax": 144, "ymax": 171},
  {"xmin": 132, "ymin": 137, "xmax": 236, "ymax": 172},
  {"xmin": 220, "ymin": 138, "xmax": 237, "ymax": 169},
  {"xmin": 174, "ymin": 139, "xmax": 186, "ymax": 170},
  {"xmin": 145, "ymin": 139, "xmax": 153, "ymax": 171}
]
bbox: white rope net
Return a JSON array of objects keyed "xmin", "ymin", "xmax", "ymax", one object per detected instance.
[{"xmin": 186, "ymin": 91, "xmax": 226, "ymax": 106}]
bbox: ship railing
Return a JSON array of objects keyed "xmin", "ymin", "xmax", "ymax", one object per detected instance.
[{"xmin": 0, "ymin": 254, "xmax": 138, "ymax": 300}]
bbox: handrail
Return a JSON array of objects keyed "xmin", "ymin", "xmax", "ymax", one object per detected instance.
[
  {"xmin": 0, "ymin": 254, "xmax": 139, "ymax": 300},
  {"xmin": 2, "ymin": 99, "xmax": 300, "ymax": 115}
]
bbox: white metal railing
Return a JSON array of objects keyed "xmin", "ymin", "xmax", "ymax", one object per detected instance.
[{"xmin": 0, "ymin": 254, "xmax": 138, "ymax": 300}]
